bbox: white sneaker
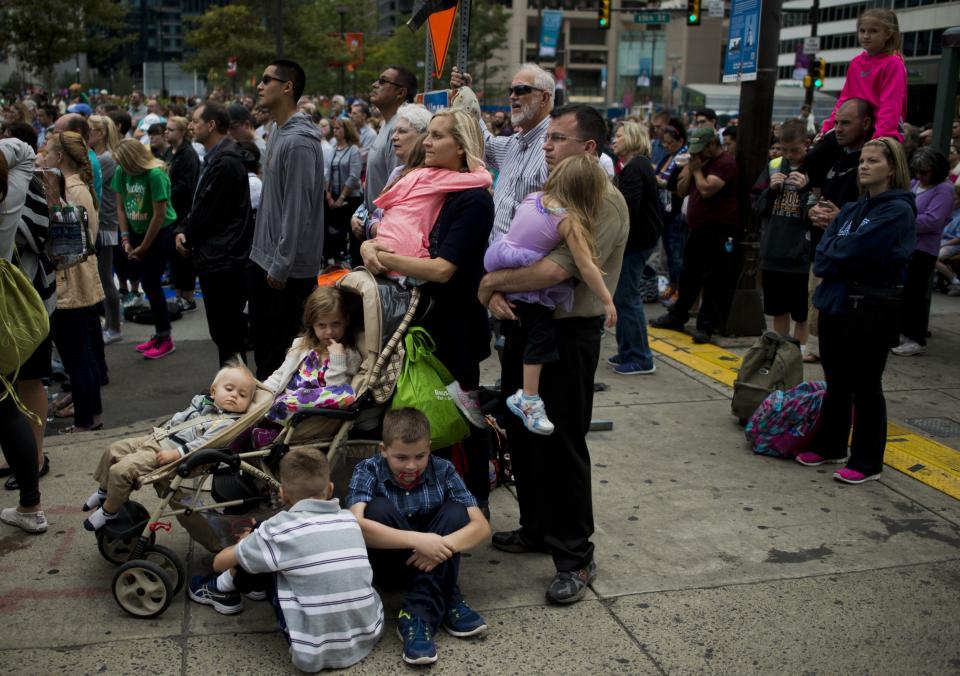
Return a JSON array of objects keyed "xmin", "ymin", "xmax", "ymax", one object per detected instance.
[
  {"xmin": 102, "ymin": 329, "xmax": 123, "ymax": 345},
  {"xmin": 948, "ymin": 282, "xmax": 960, "ymax": 297},
  {"xmin": 447, "ymin": 382, "xmax": 487, "ymax": 428},
  {"xmin": 1, "ymin": 507, "xmax": 48, "ymax": 534},
  {"xmin": 506, "ymin": 389, "xmax": 555, "ymax": 435},
  {"xmin": 891, "ymin": 339, "xmax": 926, "ymax": 356}
]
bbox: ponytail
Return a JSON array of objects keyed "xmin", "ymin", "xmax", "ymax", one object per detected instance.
[{"xmin": 52, "ymin": 131, "xmax": 99, "ymax": 211}]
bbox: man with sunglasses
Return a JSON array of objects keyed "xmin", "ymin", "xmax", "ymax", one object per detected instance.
[
  {"xmin": 247, "ymin": 59, "xmax": 326, "ymax": 380},
  {"xmin": 364, "ymin": 67, "xmax": 418, "ymax": 217},
  {"xmin": 451, "ymin": 64, "xmax": 554, "ymax": 240}
]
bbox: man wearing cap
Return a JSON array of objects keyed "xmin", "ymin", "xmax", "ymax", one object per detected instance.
[
  {"xmin": 227, "ymin": 104, "xmax": 267, "ymax": 157},
  {"xmin": 650, "ymin": 126, "xmax": 739, "ymax": 344}
]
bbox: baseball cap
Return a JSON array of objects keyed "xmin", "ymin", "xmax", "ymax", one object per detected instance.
[
  {"xmin": 67, "ymin": 102, "xmax": 92, "ymax": 117},
  {"xmin": 227, "ymin": 104, "xmax": 253, "ymax": 126},
  {"xmin": 687, "ymin": 127, "xmax": 716, "ymax": 154}
]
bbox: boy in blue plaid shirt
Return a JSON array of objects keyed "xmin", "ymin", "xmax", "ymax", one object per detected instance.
[{"xmin": 347, "ymin": 408, "xmax": 491, "ymax": 666}]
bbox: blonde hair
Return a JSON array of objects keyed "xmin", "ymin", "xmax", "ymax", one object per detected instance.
[
  {"xmin": 113, "ymin": 138, "xmax": 165, "ymax": 176},
  {"xmin": 168, "ymin": 116, "xmax": 192, "ymax": 142},
  {"xmin": 47, "ymin": 131, "xmax": 99, "ymax": 211},
  {"xmin": 429, "ymin": 109, "xmax": 485, "ymax": 173},
  {"xmin": 616, "ymin": 120, "xmax": 651, "ymax": 159},
  {"xmin": 211, "ymin": 357, "xmax": 256, "ymax": 391},
  {"xmin": 858, "ymin": 9, "xmax": 901, "ymax": 54},
  {"xmin": 88, "ymin": 114, "xmax": 120, "ymax": 152},
  {"xmin": 542, "ymin": 154, "xmax": 608, "ymax": 259},
  {"xmin": 861, "ymin": 138, "xmax": 911, "ymax": 192},
  {"xmin": 280, "ymin": 446, "xmax": 331, "ymax": 504},
  {"xmin": 300, "ymin": 286, "xmax": 354, "ymax": 351}
]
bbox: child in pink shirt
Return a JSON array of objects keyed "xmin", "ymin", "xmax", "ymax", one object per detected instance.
[{"xmin": 819, "ymin": 8, "xmax": 907, "ymax": 142}]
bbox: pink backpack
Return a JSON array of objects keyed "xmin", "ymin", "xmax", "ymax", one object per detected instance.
[{"xmin": 745, "ymin": 381, "xmax": 826, "ymax": 458}]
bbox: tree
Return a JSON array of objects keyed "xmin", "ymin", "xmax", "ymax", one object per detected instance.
[
  {"xmin": 0, "ymin": 0, "xmax": 127, "ymax": 89},
  {"xmin": 183, "ymin": 4, "xmax": 274, "ymax": 90}
]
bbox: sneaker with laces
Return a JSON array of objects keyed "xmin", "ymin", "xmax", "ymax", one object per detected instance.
[
  {"xmin": 102, "ymin": 329, "xmax": 123, "ymax": 345},
  {"xmin": 447, "ymin": 382, "xmax": 486, "ymax": 428},
  {"xmin": 795, "ymin": 451, "xmax": 847, "ymax": 467},
  {"xmin": 613, "ymin": 361, "xmax": 656, "ymax": 375},
  {"xmin": 891, "ymin": 339, "xmax": 926, "ymax": 356},
  {"xmin": 0, "ymin": 507, "xmax": 47, "ymax": 534},
  {"xmin": 136, "ymin": 335, "xmax": 159, "ymax": 352},
  {"xmin": 396, "ymin": 610, "xmax": 437, "ymax": 665},
  {"xmin": 506, "ymin": 389, "xmax": 554, "ymax": 435},
  {"xmin": 144, "ymin": 336, "xmax": 175, "ymax": 360},
  {"xmin": 442, "ymin": 599, "xmax": 487, "ymax": 637},
  {"xmin": 546, "ymin": 560, "xmax": 597, "ymax": 604},
  {"xmin": 175, "ymin": 297, "xmax": 197, "ymax": 312},
  {"xmin": 188, "ymin": 575, "xmax": 242, "ymax": 614},
  {"xmin": 833, "ymin": 467, "xmax": 881, "ymax": 484},
  {"xmin": 606, "ymin": 354, "xmax": 626, "ymax": 366}
]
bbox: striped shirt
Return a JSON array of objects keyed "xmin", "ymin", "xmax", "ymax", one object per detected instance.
[
  {"xmin": 483, "ymin": 116, "xmax": 551, "ymax": 240},
  {"xmin": 235, "ymin": 498, "xmax": 384, "ymax": 672},
  {"xmin": 346, "ymin": 455, "xmax": 477, "ymax": 518}
]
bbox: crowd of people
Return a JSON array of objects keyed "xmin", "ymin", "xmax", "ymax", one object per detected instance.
[{"xmin": 1, "ymin": 5, "xmax": 959, "ymax": 669}]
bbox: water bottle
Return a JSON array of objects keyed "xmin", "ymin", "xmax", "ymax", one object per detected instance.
[{"xmin": 724, "ymin": 237, "xmax": 734, "ymax": 254}]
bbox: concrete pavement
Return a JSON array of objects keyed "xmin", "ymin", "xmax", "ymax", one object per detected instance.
[{"xmin": 4, "ymin": 293, "xmax": 960, "ymax": 674}]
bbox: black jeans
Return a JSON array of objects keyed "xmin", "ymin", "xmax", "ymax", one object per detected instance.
[
  {"xmin": 364, "ymin": 498, "xmax": 469, "ymax": 631},
  {"xmin": 324, "ymin": 196, "xmax": 363, "ymax": 264},
  {"xmin": 669, "ymin": 226, "xmax": 738, "ymax": 334},
  {"xmin": 245, "ymin": 262, "xmax": 317, "ymax": 381},
  {"xmin": 51, "ymin": 306, "xmax": 102, "ymax": 428},
  {"xmin": 900, "ymin": 250, "xmax": 936, "ymax": 345},
  {"xmin": 815, "ymin": 311, "xmax": 891, "ymax": 476},
  {"xmin": 129, "ymin": 227, "xmax": 174, "ymax": 335},
  {"xmin": 0, "ymin": 390, "xmax": 40, "ymax": 507},
  {"xmin": 501, "ymin": 315, "xmax": 601, "ymax": 572},
  {"xmin": 198, "ymin": 266, "xmax": 249, "ymax": 366}
]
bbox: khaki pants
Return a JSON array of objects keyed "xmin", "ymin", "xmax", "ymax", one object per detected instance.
[{"xmin": 93, "ymin": 435, "xmax": 164, "ymax": 504}]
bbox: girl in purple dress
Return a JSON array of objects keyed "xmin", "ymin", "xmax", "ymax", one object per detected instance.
[{"xmin": 484, "ymin": 155, "xmax": 616, "ymax": 435}]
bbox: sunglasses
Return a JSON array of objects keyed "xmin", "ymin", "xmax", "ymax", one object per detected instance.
[
  {"xmin": 508, "ymin": 84, "xmax": 544, "ymax": 97},
  {"xmin": 377, "ymin": 76, "xmax": 403, "ymax": 88},
  {"xmin": 259, "ymin": 74, "xmax": 290, "ymax": 86}
]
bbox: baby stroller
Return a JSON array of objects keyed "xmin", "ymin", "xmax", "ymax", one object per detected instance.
[{"xmin": 100, "ymin": 269, "xmax": 420, "ymax": 618}]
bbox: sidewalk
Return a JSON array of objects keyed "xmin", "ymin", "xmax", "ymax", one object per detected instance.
[{"xmin": 3, "ymin": 295, "xmax": 959, "ymax": 674}]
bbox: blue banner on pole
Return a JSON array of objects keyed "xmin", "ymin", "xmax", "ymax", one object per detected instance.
[
  {"xmin": 723, "ymin": 0, "xmax": 760, "ymax": 83},
  {"xmin": 539, "ymin": 10, "xmax": 563, "ymax": 59}
]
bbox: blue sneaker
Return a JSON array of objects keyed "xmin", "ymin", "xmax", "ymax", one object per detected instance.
[
  {"xmin": 613, "ymin": 361, "xmax": 656, "ymax": 376},
  {"xmin": 442, "ymin": 599, "xmax": 487, "ymax": 637},
  {"xmin": 606, "ymin": 354, "xmax": 625, "ymax": 366},
  {"xmin": 188, "ymin": 575, "xmax": 242, "ymax": 615},
  {"xmin": 396, "ymin": 609, "xmax": 437, "ymax": 665}
]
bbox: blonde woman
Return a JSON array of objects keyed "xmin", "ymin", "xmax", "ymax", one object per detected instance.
[
  {"xmin": 609, "ymin": 120, "xmax": 662, "ymax": 375},
  {"xmin": 360, "ymin": 108, "xmax": 496, "ymax": 508},
  {"xmin": 164, "ymin": 116, "xmax": 200, "ymax": 311},
  {"xmin": 42, "ymin": 132, "xmax": 106, "ymax": 433},
  {"xmin": 112, "ymin": 138, "xmax": 178, "ymax": 359},
  {"xmin": 88, "ymin": 115, "xmax": 123, "ymax": 343}
]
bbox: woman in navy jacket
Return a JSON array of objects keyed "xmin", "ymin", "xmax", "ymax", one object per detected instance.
[{"xmin": 795, "ymin": 138, "xmax": 916, "ymax": 484}]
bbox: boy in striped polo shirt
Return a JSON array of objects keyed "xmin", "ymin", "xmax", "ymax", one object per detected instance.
[
  {"xmin": 189, "ymin": 446, "xmax": 384, "ymax": 672},
  {"xmin": 347, "ymin": 408, "xmax": 492, "ymax": 666}
]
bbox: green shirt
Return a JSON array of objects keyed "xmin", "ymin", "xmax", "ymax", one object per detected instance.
[{"xmin": 111, "ymin": 166, "xmax": 177, "ymax": 234}]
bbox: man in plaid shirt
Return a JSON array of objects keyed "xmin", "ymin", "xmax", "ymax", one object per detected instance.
[{"xmin": 347, "ymin": 408, "xmax": 490, "ymax": 666}]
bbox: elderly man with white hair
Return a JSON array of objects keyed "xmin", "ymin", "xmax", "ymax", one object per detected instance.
[{"xmin": 451, "ymin": 64, "xmax": 555, "ymax": 239}]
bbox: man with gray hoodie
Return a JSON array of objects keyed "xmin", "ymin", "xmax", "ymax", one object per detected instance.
[{"xmin": 247, "ymin": 59, "xmax": 326, "ymax": 380}]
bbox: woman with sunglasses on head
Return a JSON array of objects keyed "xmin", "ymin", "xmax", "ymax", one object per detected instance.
[
  {"xmin": 796, "ymin": 138, "xmax": 916, "ymax": 484},
  {"xmin": 42, "ymin": 131, "xmax": 106, "ymax": 433}
]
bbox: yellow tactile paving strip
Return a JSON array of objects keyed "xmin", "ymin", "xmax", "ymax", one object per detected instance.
[{"xmin": 648, "ymin": 327, "xmax": 960, "ymax": 500}]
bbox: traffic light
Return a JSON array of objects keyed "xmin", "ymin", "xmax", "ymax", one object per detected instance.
[
  {"xmin": 811, "ymin": 58, "xmax": 826, "ymax": 89},
  {"xmin": 687, "ymin": 0, "xmax": 701, "ymax": 25},
  {"xmin": 598, "ymin": 0, "xmax": 611, "ymax": 29}
]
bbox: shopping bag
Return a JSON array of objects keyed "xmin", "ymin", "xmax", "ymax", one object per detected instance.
[{"xmin": 0, "ymin": 259, "xmax": 50, "ymax": 422}]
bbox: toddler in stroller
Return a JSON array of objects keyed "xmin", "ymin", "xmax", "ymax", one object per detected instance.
[{"xmin": 82, "ymin": 361, "xmax": 257, "ymax": 532}]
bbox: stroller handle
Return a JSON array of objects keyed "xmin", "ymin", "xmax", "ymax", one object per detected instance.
[{"xmin": 177, "ymin": 449, "xmax": 241, "ymax": 477}]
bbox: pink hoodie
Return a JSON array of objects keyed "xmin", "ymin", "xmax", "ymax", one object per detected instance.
[
  {"xmin": 820, "ymin": 51, "xmax": 907, "ymax": 142},
  {"xmin": 372, "ymin": 166, "xmax": 492, "ymax": 260}
]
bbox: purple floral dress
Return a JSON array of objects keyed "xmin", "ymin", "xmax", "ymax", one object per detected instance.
[{"xmin": 266, "ymin": 350, "xmax": 356, "ymax": 425}]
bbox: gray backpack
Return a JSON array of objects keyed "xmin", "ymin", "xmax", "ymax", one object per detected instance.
[{"xmin": 732, "ymin": 331, "xmax": 804, "ymax": 424}]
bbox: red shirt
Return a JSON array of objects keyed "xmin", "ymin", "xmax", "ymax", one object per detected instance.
[{"xmin": 687, "ymin": 152, "xmax": 739, "ymax": 231}]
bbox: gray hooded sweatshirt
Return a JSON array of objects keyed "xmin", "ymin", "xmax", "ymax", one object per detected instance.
[{"xmin": 250, "ymin": 112, "xmax": 326, "ymax": 282}]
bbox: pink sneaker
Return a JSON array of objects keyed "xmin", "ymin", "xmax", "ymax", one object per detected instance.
[
  {"xmin": 143, "ymin": 336, "xmax": 175, "ymax": 359},
  {"xmin": 135, "ymin": 335, "xmax": 159, "ymax": 352},
  {"xmin": 795, "ymin": 451, "xmax": 847, "ymax": 467},
  {"xmin": 833, "ymin": 467, "xmax": 881, "ymax": 484}
]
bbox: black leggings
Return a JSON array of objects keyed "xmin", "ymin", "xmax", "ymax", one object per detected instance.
[
  {"xmin": 129, "ymin": 227, "xmax": 173, "ymax": 335},
  {"xmin": 0, "ymin": 392, "xmax": 40, "ymax": 507},
  {"xmin": 900, "ymin": 250, "xmax": 936, "ymax": 345}
]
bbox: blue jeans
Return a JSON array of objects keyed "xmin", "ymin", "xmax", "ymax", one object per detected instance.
[
  {"xmin": 662, "ymin": 212, "xmax": 688, "ymax": 285},
  {"xmin": 613, "ymin": 249, "xmax": 655, "ymax": 370}
]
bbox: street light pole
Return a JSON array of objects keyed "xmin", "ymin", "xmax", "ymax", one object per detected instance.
[{"xmin": 804, "ymin": 0, "xmax": 819, "ymax": 107}]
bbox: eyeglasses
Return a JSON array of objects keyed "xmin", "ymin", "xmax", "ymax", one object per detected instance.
[
  {"xmin": 544, "ymin": 132, "xmax": 587, "ymax": 145},
  {"xmin": 377, "ymin": 76, "xmax": 403, "ymax": 87},
  {"xmin": 259, "ymin": 74, "xmax": 289, "ymax": 86},
  {"xmin": 508, "ymin": 84, "xmax": 544, "ymax": 97}
]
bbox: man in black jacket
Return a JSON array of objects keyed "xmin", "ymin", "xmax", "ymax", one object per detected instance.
[{"xmin": 176, "ymin": 102, "xmax": 254, "ymax": 366}]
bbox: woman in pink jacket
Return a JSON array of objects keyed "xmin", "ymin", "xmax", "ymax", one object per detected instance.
[{"xmin": 820, "ymin": 9, "xmax": 907, "ymax": 142}]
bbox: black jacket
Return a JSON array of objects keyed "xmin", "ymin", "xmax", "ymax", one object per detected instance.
[
  {"xmin": 169, "ymin": 143, "xmax": 199, "ymax": 228},
  {"xmin": 177, "ymin": 138, "xmax": 253, "ymax": 273},
  {"xmin": 615, "ymin": 156, "xmax": 663, "ymax": 254}
]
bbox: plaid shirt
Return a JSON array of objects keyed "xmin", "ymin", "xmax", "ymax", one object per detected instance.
[
  {"xmin": 483, "ymin": 116, "xmax": 551, "ymax": 241},
  {"xmin": 346, "ymin": 455, "xmax": 477, "ymax": 517}
]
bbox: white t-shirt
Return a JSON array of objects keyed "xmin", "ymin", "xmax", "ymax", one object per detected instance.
[{"xmin": 248, "ymin": 173, "xmax": 263, "ymax": 211}]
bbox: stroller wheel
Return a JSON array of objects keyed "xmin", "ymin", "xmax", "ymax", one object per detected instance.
[
  {"xmin": 97, "ymin": 529, "xmax": 156, "ymax": 565},
  {"xmin": 112, "ymin": 560, "xmax": 173, "ymax": 618},
  {"xmin": 142, "ymin": 544, "xmax": 185, "ymax": 595}
]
